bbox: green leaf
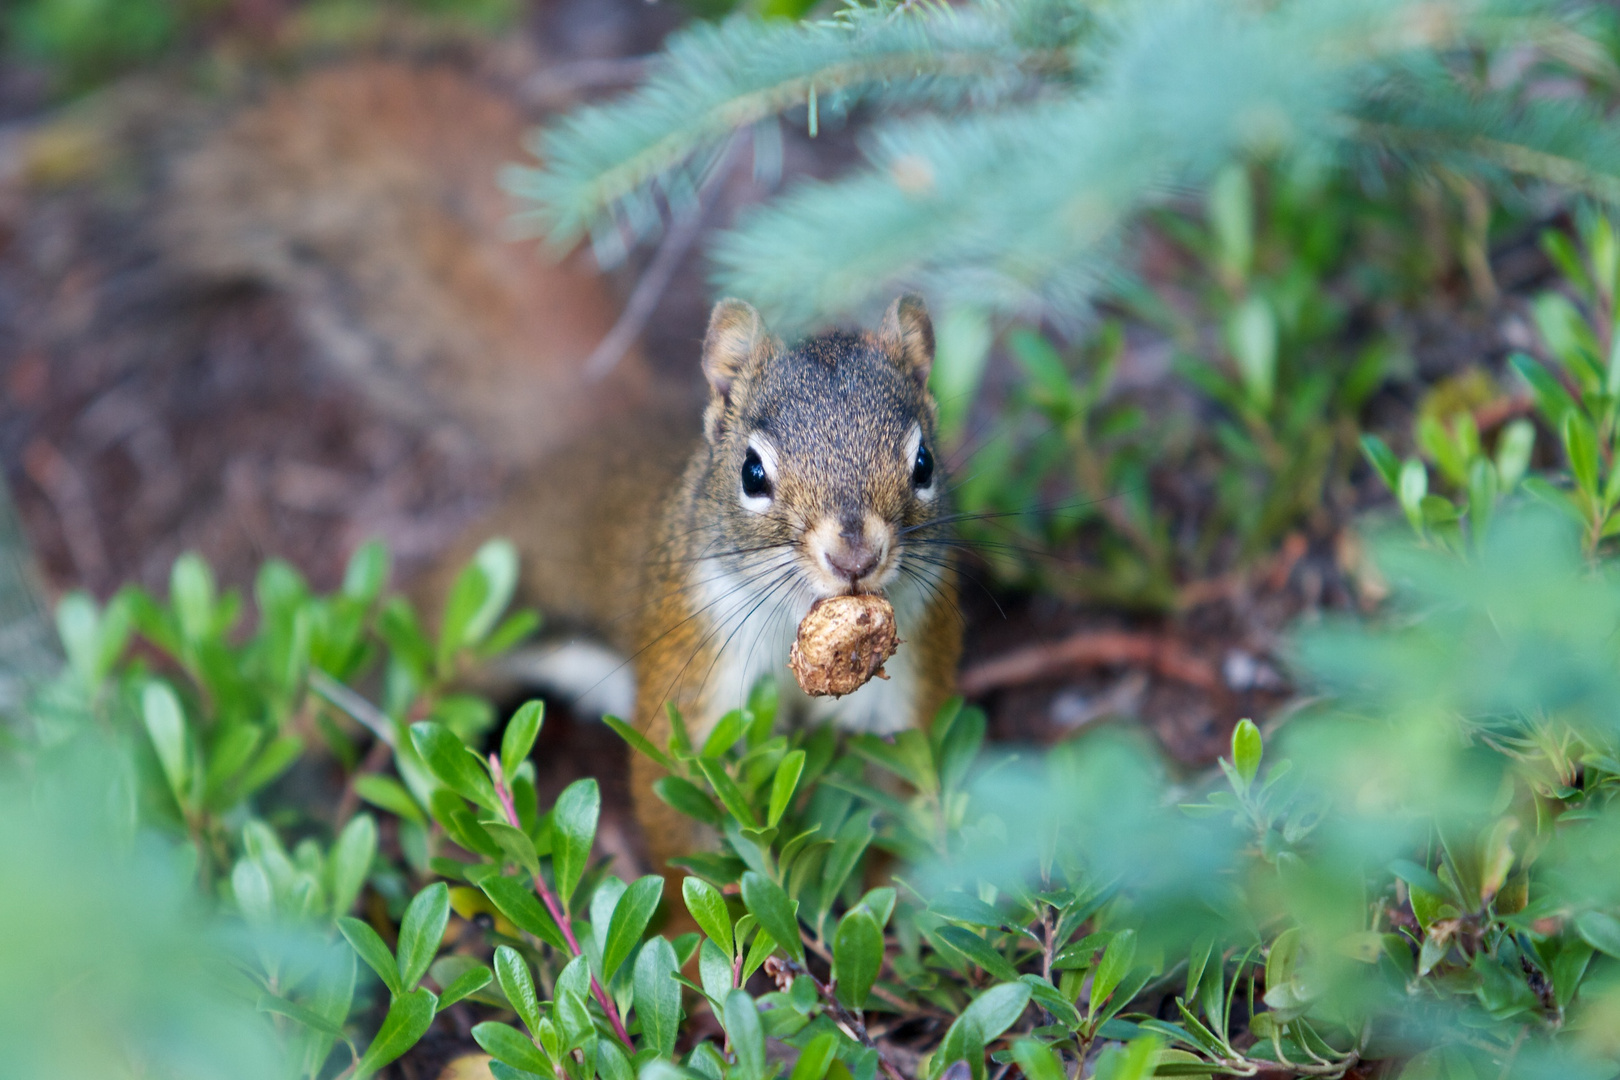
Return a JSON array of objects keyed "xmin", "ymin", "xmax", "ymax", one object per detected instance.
[
  {"xmin": 1510, "ymin": 351, "xmax": 1580, "ymax": 427},
  {"xmin": 397, "ymin": 883, "xmax": 451, "ymax": 991},
  {"xmin": 58, "ymin": 589, "xmax": 130, "ymax": 684},
  {"xmin": 1552, "ymin": 939, "xmax": 1595, "ymax": 1010},
  {"xmin": 939, "ymin": 925, "xmax": 1021, "ymax": 982},
  {"xmin": 603, "ymin": 714, "xmax": 676, "ymax": 772},
  {"xmin": 634, "ymin": 936, "xmax": 683, "ymax": 1057},
  {"xmin": 604, "ymin": 874, "xmax": 665, "ymax": 979},
  {"xmin": 1009, "ymin": 327, "xmax": 1077, "ymax": 408},
  {"xmin": 1090, "ymin": 929, "xmax": 1137, "ymax": 1014},
  {"xmin": 496, "ymin": 945, "xmax": 543, "ymax": 1033},
  {"xmin": 702, "ymin": 709, "xmax": 747, "ymax": 757},
  {"xmin": 1564, "ymin": 411, "xmax": 1601, "ymax": 502},
  {"xmin": 1185, "ymin": 935, "xmax": 1215, "ymax": 1005},
  {"xmin": 328, "ymin": 813, "xmax": 377, "ymax": 918},
  {"xmin": 502, "ymin": 701, "xmax": 545, "ymax": 782},
  {"xmin": 1264, "ymin": 927, "xmax": 1300, "ymax": 1005},
  {"xmin": 654, "ymin": 775, "xmax": 724, "ymax": 826},
  {"xmin": 942, "ymin": 982, "xmax": 1032, "ymax": 1073},
  {"xmin": 554, "ymin": 956, "xmax": 595, "ymax": 1050},
  {"xmin": 698, "ymin": 758, "xmax": 759, "ymax": 827},
  {"xmin": 768, "ymin": 750, "xmax": 806, "ymax": 828},
  {"xmin": 935, "ymin": 703, "xmax": 985, "ymax": 791},
  {"xmin": 597, "ymin": 1036, "xmax": 634, "ymax": 1080},
  {"xmin": 440, "ymin": 540, "xmax": 520, "ymax": 667},
  {"xmin": 741, "ymin": 871, "xmax": 804, "ymax": 964},
  {"xmin": 467, "ymin": 540, "xmax": 520, "ymax": 642},
  {"xmin": 204, "ymin": 725, "xmax": 260, "ymax": 803},
  {"xmin": 1011, "ymin": 1040, "xmax": 1066, "ymax": 1080},
  {"xmin": 479, "ymin": 610, "xmax": 542, "ymax": 660},
  {"xmin": 1398, "ymin": 459, "xmax": 1428, "ymax": 533},
  {"xmin": 474, "ymin": 1020, "xmax": 555, "ymax": 1076},
  {"xmin": 355, "ymin": 988, "xmax": 437, "ymax": 1078},
  {"xmin": 699, "ymin": 936, "xmax": 734, "ymax": 1003},
  {"xmin": 934, "ymin": 304, "xmax": 993, "ymax": 441},
  {"xmin": 1091, "ymin": 1035, "xmax": 1159, "ymax": 1080},
  {"xmin": 1390, "ymin": 860, "xmax": 1451, "ymax": 904},
  {"xmin": 409, "ymin": 721, "xmax": 500, "ymax": 812},
  {"xmin": 1467, "ymin": 458, "xmax": 1498, "ymax": 543},
  {"xmin": 436, "ymin": 796, "xmax": 502, "ymax": 860},
  {"xmin": 747, "ymin": 676, "xmax": 779, "ymax": 743},
  {"xmin": 1226, "ymin": 295, "xmax": 1276, "ymax": 411},
  {"xmin": 551, "ymin": 777, "xmax": 600, "ymax": 905},
  {"xmin": 351, "ymin": 773, "xmax": 424, "ymax": 822},
  {"xmin": 1359, "ymin": 433, "xmax": 1401, "ymax": 492},
  {"xmin": 141, "ymin": 680, "xmax": 190, "ymax": 811},
  {"xmin": 789, "ymin": 1031, "xmax": 840, "ymax": 1080},
  {"xmin": 1171, "ymin": 996, "xmax": 1231, "ymax": 1058},
  {"xmin": 724, "ymin": 989, "xmax": 767, "ymax": 1080},
  {"xmin": 237, "ymin": 734, "xmax": 304, "ymax": 800},
  {"xmin": 486, "ymin": 822, "xmax": 543, "ymax": 879},
  {"xmin": 850, "ymin": 730, "xmax": 936, "ymax": 792},
  {"xmin": 1020, "ymin": 975, "xmax": 1082, "ymax": 1030},
  {"xmin": 1576, "ymin": 911, "xmax": 1620, "ymax": 958},
  {"xmin": 833, "ymin": 907, "xmax": 883, "ymax": 1010},
  {"xmin": 258, "ymin": 992, "xmax": 348, "ymax": 1038},
  {"xmin": 170, "ymin": 552, "xmax": 217, "ymax": 645},
  {"xmin": 856, "ymin": 887, "xmax": 896, "ymax": 928},
  {"xmin": 1230, "ymin": 719, "xmax": 1261, "ymax": 789},
  {"xmin": 342, "ymin": 540, "xmax": 390, "ymax": 603},
  {"xmin": 930, "ymin": 892, "xmax": 1003, "ymax": 929},
  {"xmin": 1093, "ymin": 967, "xmax": 1153, "ymax": 1028},
  {"xmin": 684, "ymin": 875, "xmax": 735, "ymax": 957},
  {"xmin": 1207, "ymin": 163, "xmax": 1253, "ymax": 284},
  {"xmin": 438, "ymin": 964, "xmax": 493, "ymax": 1011},
  {"xmin": 741, "ymin": 914, "xmax": 779, "ymax": 983},
  {"xmin": 298, "ymin": 948, "xmax": 358, "ymax": 1076},
  {"xmin": 480, "ymin": 875, "xmax": 570, "ymax": 952},
  {"xmin": 338, "ymin": 915, "xmax": 401, "ymax": 996}
]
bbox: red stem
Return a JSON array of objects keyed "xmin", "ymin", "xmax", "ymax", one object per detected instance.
[{"xmin": 490, "ymin": 755, "xmax": 634, "ymax": 1049}]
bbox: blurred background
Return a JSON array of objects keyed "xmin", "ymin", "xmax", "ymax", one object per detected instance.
[{"xmin": 11, "ymin": 2, "xmax": 1620, "ymax": 1079}]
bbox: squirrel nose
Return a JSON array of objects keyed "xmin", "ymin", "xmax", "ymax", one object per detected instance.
[{"xmin": 825, "ymin": 538, "xmax": 880, "ymax": 583}]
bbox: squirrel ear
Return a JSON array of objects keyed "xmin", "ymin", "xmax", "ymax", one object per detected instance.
[
  {"xmin": 702, "ymin": 299, "xmax": 774, "ymax": 399},
  {"xmin": 701, "ymin": 299, "xmax": 776, "ymax": 441},
  {"xmin": 878, "ymin": 294, "xmax": 935, "ymax": 391}
]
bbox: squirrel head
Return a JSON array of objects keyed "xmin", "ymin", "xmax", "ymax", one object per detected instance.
[{"xmin": 695, "ymin": 294, "xmax": 948, "ymax": 598}]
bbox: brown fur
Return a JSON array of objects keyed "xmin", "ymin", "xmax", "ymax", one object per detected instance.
[{"xmin": 160, "ymin": 60, "xmax": 651, "ymax": 463}]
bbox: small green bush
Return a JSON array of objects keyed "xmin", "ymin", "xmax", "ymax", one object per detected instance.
[
  {"xmin": 7, "ymin": 501, "xmax": 1620, "ymax": 1079},
  {"xmin": 5, "ymin": 0, "xmax": 180, "ymax": 92}
]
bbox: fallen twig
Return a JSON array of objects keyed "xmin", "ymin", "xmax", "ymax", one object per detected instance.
[{"xmin": 957, "ymin": 628, "xmax": 1220, "ymax": 696}]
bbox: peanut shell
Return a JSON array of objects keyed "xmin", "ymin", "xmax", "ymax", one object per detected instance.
[{"xmin": 789, "ymin": 594, "xmax": 900, "ymax": 697}]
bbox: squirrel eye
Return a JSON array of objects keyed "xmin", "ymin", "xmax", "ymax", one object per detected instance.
[
  {"xmin": 912, "ymin": 442, "xmax": 935, "ymax": 489},
  {"xmin": 741, "ymin": 448, "xmax": 772, "ymax": 499}
]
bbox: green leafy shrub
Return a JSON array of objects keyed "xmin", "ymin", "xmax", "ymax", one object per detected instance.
[
  {"xmin": 955, "ymin": 162, "xmax": 1438, "ymax": 603},
  {"xmin": 1, "ymin": 0, "xmax": 521, "ymax": 95},
  {"xmin": 1361, "ymin": 207, "xmax": 1620, "ymax": 554},
  {"xmin": 10, "ymin": 507, "xmax": 1620, "ymax": 1079},
  {"xmin": 4, "ymin": 0, "xmax": 181, "ymax": 92}
]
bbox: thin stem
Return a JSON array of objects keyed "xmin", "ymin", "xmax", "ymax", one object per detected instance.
[
  {"xmin": 771, "ymin": 956, "xmax": 909, "ymax": 1080},
  {"xmin": 490, "ymin": 754, "xmax": 635, "ymax": 1050},
  {"xmin": 803, "ymin": 933, "xmax": 949, "ymax": 1021},
  {"xmin": 310, "ymin": 669, "xmax": 395, "ymax": 746}
]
